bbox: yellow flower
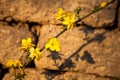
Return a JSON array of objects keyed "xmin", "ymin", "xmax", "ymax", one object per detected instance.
[
  {"xmin": 6, "ymin": 60, "xmax": 23, "ymax": 68},
  {"xmin": 55, "ymin": 8, "xmax": 67, "ymax": 20},
  {"xmin": 19, "ymin": 37, "xmax": 35, "ymax": 51},
  {"xmin": 55, "ymin": 8, "xmax": 76, "ymax": 29},
  {"xmin": 100, "ymin": 2, "xmax": 107, "ymax": 8},
  {"xmin": 45, "ymin": 38, "xmax": 60, "ymax": 52},
  {"xmin": 62, "ymin": 14, "xmax": 76, "ymax": 29},
  {"xmin": 29, "ymin": 48, "xmax": 42, "ymax": 60}
]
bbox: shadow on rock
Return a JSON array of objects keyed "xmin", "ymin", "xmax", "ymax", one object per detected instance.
[
  {"xmin": 58, "ymin": 32, "xmax": 106, "ymax": 70},
  {"xmin": 80, "ymin": 23, "xmax": 95, "ymax": 40},
  {"xmin": 59, "ymin": 58, "xmax": 76, "ymax": 70},
  {"xmin": 47, "ymin": 51, "xmax": 62, "ymax": 67},
  {"xmin": 47, "ymin": 51, "xmax": 62, "ymax": 61},
  {"xmin": 0, "ymin": 64, "xmax": 8, "ymax": 80},
  {"xmin": 81, "ymin": 50, "xmax": 95, "ymax": 64},
  {"xmin": 42, "ymin": 68, "xmax": 66, "ymax": 80}
]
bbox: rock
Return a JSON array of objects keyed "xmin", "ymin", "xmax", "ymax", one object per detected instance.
[
  {"xmin": 2, "ymin": 68, "xmax": 44, "ymax": 80},
  {"xmin": 35, "ymin": 24, "xmax": 120, "ymax": 78},
  {"xmin": 0, "ymin": 0, "xmax": 118, "ymax": 27},
  {"xmin": 53, "ymin": 72, "xmax": 111, "ymax": 80},
  {"xmin": 0, "ymin": 24, "xmax": 35, "ymax": 66},
  {"xmin": 2, "ymin": 68, "xmax": 112, "ymax": 80},
  {"xmin": 81, "ymin": 0, "xmax": 118, "ymax": 27},
  {"xmin": 0, "ymin": 0, "xmax": 119, "ymax": 80}
]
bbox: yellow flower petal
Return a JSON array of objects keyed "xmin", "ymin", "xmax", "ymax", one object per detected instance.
[
  {"xmin": 6, "ymin": 60, "xmax": 23, "ymax": 68},
  {"xmin": 55, "ymin": 8, "xmax": 68, "ymax": 20},
  {"xmin": 45, "ymin": 38, "xmax": 61, "ymax": 52},
  {"xmin": 100, "ymin": 2, "xmax": 107, "ymax": 8},
  {"xmin": 29, "ymin": 48, "xmax": 42, "ymax": 60},
  {"xmin": 19, "ymin": 37, "xmax": 35, "ymax": 51},
  {"xmin": 62, "ymin": 14, "xmax": 75, "ymax": 29}
]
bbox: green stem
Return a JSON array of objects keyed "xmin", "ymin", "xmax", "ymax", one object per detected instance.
[
  {"xmin": 14, "ymin": 68, "xmax": 17, "ymax": 80},
  {"xmin": 40, "ymin": 29, "xmax": 67, "ymax": 52},
  {"xmin": 75, "ymin": 0, "xmax": 114, "ymax": 24},
  {"xmin": 39, "ymin": 0, "xmax": 114, "ymax": 52},
  {"xmin": 75, "ymin": 10, "xmax": 95, "ymax": 24},
  {"xmin": 55, "ymin": 29, "xmax": 67, "ymax": 38}
]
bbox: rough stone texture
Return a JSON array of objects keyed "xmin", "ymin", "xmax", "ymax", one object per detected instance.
[
  {"xmin": 53, "ymin": 72, "xmax": 111, "ymax": 80},
  {"xmin": 2, "ymin": 68, "xmax": 43, "ymax": 80},
  {"xmin": 0, "ymin": 0, "xmax": 118, "ymax": 27},
  {"xmin": 78, "ymin": 0, "xmax": 118, "ymax": 27},
  {"xmin": 0, "ymin": 24, "xmax": 35, "ymax": 66},
  {"xmin": 3, "ymin": 68, "xmax": 112, "ymax": 80},
  {"xmin": 0, "ymin": 0, "xmax": 119, "ymax": 80},
  {"xmin": 36, "ymin": 24, "xmax": 120, "ymax": 78}
]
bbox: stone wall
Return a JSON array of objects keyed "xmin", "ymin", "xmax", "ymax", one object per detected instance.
[{"xmin": 0, "ymin": 0, "xmax": 120, "ymax": 80}]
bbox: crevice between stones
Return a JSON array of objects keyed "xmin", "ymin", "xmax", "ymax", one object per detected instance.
[
  {"xmin": 0, "ymin": 2, "xmax": 119, "ymax": 79},
  {"xmin": 86, "ymin": 72, "xmax": 120, "ymax": 80},
  {"xmin": 76, "ymin": 0, "xmax": 119, "ymax": 31},
  {"xmin": 0, "ymin": 5, "xmax": 119, "ymax": 46},
  {"xmin": 0, "ymin": 16, "xmax": 42, "ymax": 46},
  {"xmin": 104, "ymin": 0, "xmax": 119, "ymax": 30},
  {"xmin": 0, "ymin": 16, "xmax": 42, "ymax": 68},
  {"xmin": 0, "ymin": 64, "xmax": 8, "ymax": 80},
  {"xmin": 44, "ymin": 68, "xmax": 120, "ymax": 80},
  {"xmin": 0, "ymin": 0, "xmax": 119, "ymax": 33},
  {"xmin": 0, "ymin": 16, "xmax": 42, "ymax": 27}
]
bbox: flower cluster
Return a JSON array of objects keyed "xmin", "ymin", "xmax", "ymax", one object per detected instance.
[
  {"xmin": 45, "ymin": 38, "xmax": 61, "ymax": 52},
  {"xmin": 5, "ymin": 60, "xmax": 25, "ymax": 80},
  {"xmin": 4, "ymin": 2, "xmax": 110, "ymax": 80},
  {"xmin": 6, "ymin": 60, "xmax": 23, "ymax": 68},
  {"xmin": 55, "ymin": 8, "xmax": 76, "ymax": 29},
  {"xmin": 20, "ymin": 37, "xmax": 42, "ymax": 60}
]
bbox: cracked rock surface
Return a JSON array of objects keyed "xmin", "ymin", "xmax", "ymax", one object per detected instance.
[
  {"xmin": 0, "ymin": 0, "xmax": 120, "ymax": 80},
  {"xmin": 0, "ymin": 0, "xmax": 118, "ymax": 27},
  {"xmin": 0, "ymin": 24, "xmax": 35, "ymax": 66},
  {"xmin": 2, "ymin": 68, "xmax": 114, "ymax": 80},
  {"xmin": 36, "ymin": 25, "xmax": 120, "ymax": 79}
]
